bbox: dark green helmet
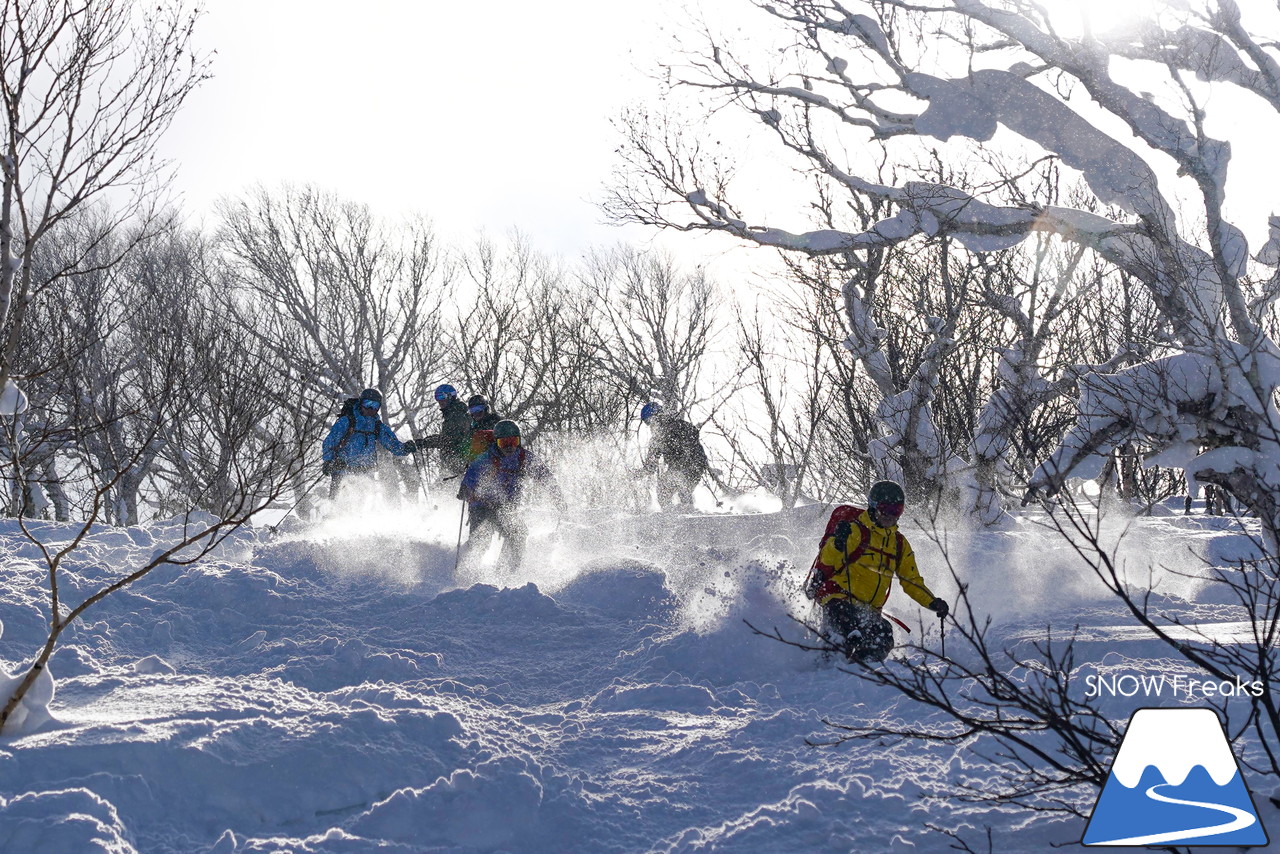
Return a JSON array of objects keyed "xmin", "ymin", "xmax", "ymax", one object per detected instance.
[
  {"xmin": 493, "ymin": 419, "xmax": 521, "ymax": 439},
  {"xmin": 868, "ymin": 480, "xmax": 905, "ymax": 506}
]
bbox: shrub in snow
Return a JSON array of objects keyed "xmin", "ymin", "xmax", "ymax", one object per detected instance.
[{"xmin": 132, "ymin": 655, "xmax": 175, "ymax": 676}]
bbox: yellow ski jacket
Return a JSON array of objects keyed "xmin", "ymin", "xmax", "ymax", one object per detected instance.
[{"xmin": 815, "ymin": 509, "xmax": 936, "ymax": 610}]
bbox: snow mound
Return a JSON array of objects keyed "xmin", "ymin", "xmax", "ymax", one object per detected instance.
[
  {"xmin": 554, "ymin": 560, "xmax": 676, "ymax": 620},
  {"xmin": 349, "ymin": 756, "xmax": 544, "ymax": 849},
  {"xmin": 0, "ymin": 788, "xmax": 135, "ymax": 854}
]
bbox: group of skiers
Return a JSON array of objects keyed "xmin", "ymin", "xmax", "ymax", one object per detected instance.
[
  {"xmin": 319, "ymin": 386, "xmax": 948, "ymax": 665},
  {"xmin": 319, "ymin": 386, "xmax": 711, "ymax": 573}
]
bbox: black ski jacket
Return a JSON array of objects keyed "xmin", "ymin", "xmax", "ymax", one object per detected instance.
[
  {"xmin": 419, "ymin": 397, "xmax": 472, "ymax": 471},
  {"xmin": 643, "ymin": 417, "xmax": 708, "ymax": 477}
]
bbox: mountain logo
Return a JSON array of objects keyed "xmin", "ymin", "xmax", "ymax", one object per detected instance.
[{"xmin": 1083, "ymin": 707, "xmax": 1269, "ymax": 847}]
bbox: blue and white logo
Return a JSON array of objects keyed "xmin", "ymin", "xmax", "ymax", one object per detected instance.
[{"xmin": 1084, "ymin": 707, "xmax": 1269, "ymax": 847}]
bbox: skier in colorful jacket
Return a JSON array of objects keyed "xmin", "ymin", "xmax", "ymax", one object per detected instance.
[
  {"xmin": 639, "ymin": 401, "xmax": 708, "ymax": 508},
  {"xmin": 458, "ymin": 419, "xmax": 562, "ymax": 569},
  {"xmin": 804, "ymin": 480, "xmax": 949, "ymax": 662},
  {"xmin": 320, "ymin": 388, "xmax": 417, "ymax": 498},
  {"xmin": 463, "ymin": 394, "xmax": 503, "ymax": 463}
]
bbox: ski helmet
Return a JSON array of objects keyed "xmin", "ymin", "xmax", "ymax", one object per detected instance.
[
  {"xmin": 467, "ymin": 394, "xmax": 489, "ymax": 410},
  {"xmin": 360, "ymin": 388, "xmax": 382, "ymax": 403},
  {"xmin": 640, "ymin": 401, "xmax": 663, "ymax": 423},
  {"xmin": 867, "ymin": 481, "xmax": 906, "ymax": 526},
  {"xmin": 493, "ymin": 420, "xmax": 521, "ymax": 439},
  {"xmin": 868, "ymin": 480, "xmax": 905, "ymax": 506},
  {"xmin": 434, "ymin": 383, "xmax": 457, "ymax": 402}
]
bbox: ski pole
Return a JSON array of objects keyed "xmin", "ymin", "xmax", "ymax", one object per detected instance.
[
  {"xmin": 452, "ymin": 500, "xmax": 466, "ymax": 573},
  {"xmin": 269, "ymin": 473, "xmax": 325, "ymax": 534},
  {"xmin": 701, "ymin": 470, "xmax": 725, "ymax": 508},
  {"xmin": 411, "ymin": 447, "xmax": 430, "ymax": 502},
  {"xmin": 940, "ymin": 613, "xmax": 946, "ymax": 658}
]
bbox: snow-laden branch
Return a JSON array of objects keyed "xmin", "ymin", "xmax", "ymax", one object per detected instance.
[
  {"xmin": 1026, "ymin": 342, "xmax": 1280, "ymax": 537},
  {"xmin": 686, "ymin": 179, "xmax": 1223, "ymax": 344},
  {"xmin": 668, "ymin": 2, "xmax": 1263, "ymax": 349},
  {"xmin": 1102, "ymin": 1, "xmax": 1280, "ymax": 116}
]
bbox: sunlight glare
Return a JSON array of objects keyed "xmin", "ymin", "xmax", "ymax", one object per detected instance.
[{"xmin": 1033, "ymin": 0, "xmax": 1159, "ymax": 39}]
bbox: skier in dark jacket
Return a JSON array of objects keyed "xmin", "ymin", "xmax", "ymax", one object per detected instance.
[
  {"xmin": 803, "ymin": 480, "xmax": 949, "ymax": 663},
  {"xmin": 463, "ymin": 394, "xmax": 503, "ymax": 463},
  {"xmin": 458, "ymin": 420, "xmax": 561, "ymax": 569},
  {"xmin": 640, "ymin": 402, "xmax": 708, "ymax": 508},
  {"xmin": 321, "ymin": 388, "xmax": 418, "ymax": 498},
  {"xmin": 415, "ymin": 384, "xmax": 472, "ymax": 478}
]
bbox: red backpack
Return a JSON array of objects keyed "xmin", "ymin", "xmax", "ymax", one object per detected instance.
[{"xmin": 803, "ymin": 505, "xmax": 872, "ymax": 601}]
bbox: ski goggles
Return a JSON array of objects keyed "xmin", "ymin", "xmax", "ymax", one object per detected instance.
[
  {"xmin": 468, "ymin": 404, "xmax": 487, "ymax": 416},
  {"xmin": 361, "ymin": 399, "xmax": 381, "ymax": 411},
  {"xmin": 434, "ymin": 389, "xmax": 453, "ymax": 402},
  {"xmin": 874, "ymin": 501, "xmax": 904, "ymax": 520},
  {"xmin": 496, "ymin": 435, "xmax": 521, "ymax": 450}
]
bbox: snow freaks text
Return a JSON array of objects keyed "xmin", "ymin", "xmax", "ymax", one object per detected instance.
[{"xmin": 1084, "ymin": 674, "xmax": 1265, "ymax": 699}]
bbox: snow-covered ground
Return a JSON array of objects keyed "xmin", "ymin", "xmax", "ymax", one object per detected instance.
[{"xmin": 0, "ymin": 495, "xmax": 1276, "ymax": 853}]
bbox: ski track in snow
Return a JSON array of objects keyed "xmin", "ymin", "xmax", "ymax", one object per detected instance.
[{"xmin": 0, "ymin": 501, "xmax": 1273, "ymax": 853}]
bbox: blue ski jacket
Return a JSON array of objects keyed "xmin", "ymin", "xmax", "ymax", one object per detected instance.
[{"xmin": 321, "ymin": 410, "xmax": 411, "ymax": 470}]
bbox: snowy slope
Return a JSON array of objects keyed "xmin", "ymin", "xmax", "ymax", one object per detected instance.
[{"xmin": 0, "ymin": 498, "xmax": 1275, "ymax": 853}]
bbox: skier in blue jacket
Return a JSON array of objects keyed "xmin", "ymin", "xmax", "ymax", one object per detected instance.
[
  {"xmin": 321, "ymin": 388, "xmax": 418, "ymax": 498},
  {"xmin": 458, "ymin": 419, "xmax": 561, "ymax": 569}
]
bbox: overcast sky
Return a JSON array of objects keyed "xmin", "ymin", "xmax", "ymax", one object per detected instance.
[{"xmin": 160, "ymin": 0, "xmax": 696, "ymax": 259}]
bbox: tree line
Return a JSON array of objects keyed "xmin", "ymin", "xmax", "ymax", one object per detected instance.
[
  {"xmin": 6, "ymin": 186, "xmax": 726, "ymax": 523},
  {"xmin": 6, "ymin": 173, "xmax": 1194, "ymax": 526}
]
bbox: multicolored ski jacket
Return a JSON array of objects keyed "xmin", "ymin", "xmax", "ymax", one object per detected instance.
[
  {"xmin": 809, "ymin": 506, "xmax": 935, "ymax": 610},
  {"xmin": 459, "ymin": 446, "xmax": 556, "ymax": 510},
  {"xmin": 465, "ymin": 411, "xmax": 503, "ymax": 463}
]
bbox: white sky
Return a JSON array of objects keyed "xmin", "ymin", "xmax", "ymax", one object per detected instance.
[
  {"xmin": 159, "ymin": 0, "xmax": 1280, "ymax": 271},
  {"xmin": 160, "ymin": 0, "xmax": 701, "ymax": 259}
]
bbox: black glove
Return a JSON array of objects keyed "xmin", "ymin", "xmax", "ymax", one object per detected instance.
[
  {"xmin": 322, "ymin": 458, "xmax": 344, "ymax": 476},
  {"xmin": 832, "ymin": 520, "xmax": 852, "ymax": 552},
  {"xmin": 928, "ymin": 597, "xmax": 950, "ymax": 620},
  {"xmin": 403, "ymin": 439, "xmax": 418, "ymax": 454}
]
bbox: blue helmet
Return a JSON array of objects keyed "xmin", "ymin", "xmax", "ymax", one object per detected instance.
[
  {"xmin": 434, "ymin": 383, "xmax": 457, "ymax": 402},
  {"xmin": 640, "ymin": 401, "xmax": 663, "ymax": 423}
]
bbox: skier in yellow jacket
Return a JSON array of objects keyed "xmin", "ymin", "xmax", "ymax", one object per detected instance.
[{"xmin": 804, "ymin": 480, "xmax": 949, "ymax": 662}]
